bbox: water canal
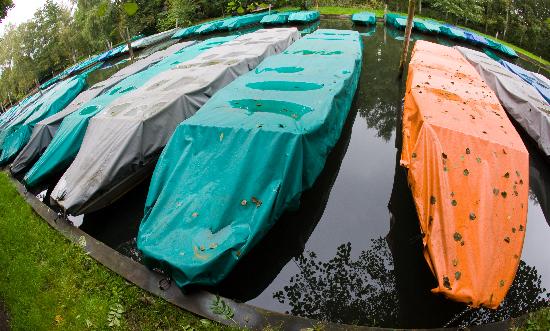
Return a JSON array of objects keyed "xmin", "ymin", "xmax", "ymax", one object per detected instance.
[{"xmin": 41, "ymin": 18, "xmax": 550, "ymax": 328}]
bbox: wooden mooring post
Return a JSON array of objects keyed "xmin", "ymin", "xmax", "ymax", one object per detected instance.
[{"xmin": 398, "ymin": 0, "xmax": 416, "ymax": 77}]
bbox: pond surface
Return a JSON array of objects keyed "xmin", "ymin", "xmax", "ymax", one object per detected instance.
[{"xmin": 75, "ymin": 19, "xmax": 550, "ymax": 329}]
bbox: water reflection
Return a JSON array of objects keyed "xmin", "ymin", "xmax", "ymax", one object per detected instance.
[{"xmin": 273, "ymin": 238, "xmax": 398, "ymax": 327}]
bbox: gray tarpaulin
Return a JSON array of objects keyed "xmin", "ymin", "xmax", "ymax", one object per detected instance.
[
  {"xmin": 11, "ymin": 41, "xmax": 196, "ymax": 175},
  {"xmin": 456, "ymin": 46, "xmax": 550, "ymax": 159},
  {"xmin": 51, "ymin": 28, "xmax": 301, "ymax": 215}
]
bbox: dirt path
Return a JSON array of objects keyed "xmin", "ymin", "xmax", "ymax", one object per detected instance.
[{"xmin": 0, "ymin": 299, "xmax": 9, "ymax": 331}]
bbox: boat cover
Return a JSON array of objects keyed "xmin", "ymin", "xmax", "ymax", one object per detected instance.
[
  {"xmin": 137, "ymin": 29, "xmax": 362, "ymax": 287},
  {"xmin": 0, "ymin": 75, "xmax": 87, "ymax": 165},
  {"xmin": 260, "ymin": 11, "xmax": 294, "ymax": 25},
  {"xmin": 499, "ymin": 60, "xmax": 550, "ymax": 104},
  {"xmin": 456, "ymin": 46, "xmax": 550, "ymax": 158},
  {"xmin": 125, "ymin": 29, "xmax": 177, "ymax": 51},
  {"xmin": 384, "ymin": 13, "xmax": 405, "ymax": 26},
  {"xmin": 402, "ymin": 41, "xmax": 528, "ymax": 308},
  {"xmin": 219, "ymin": 12, "xmax": 272, "ymax": 30},
  {"xmin": 0, "ymin": 92, "xmax": 42, "ymax": 130},
  {"xmin": 485, "ymin": 38, "xmax": 518, "ymax": 58},
  {"xmin": 10, "ymin": 42, "xmax": 196, "ymax": 175},
  {"xmin": 23, "ymin": 38, "xmax": 231, "ymax": 187},
  {"xmin": 463, "ymin": 31, "xmax": 488, "ymax": 46},
  {"xmin": 413, "ymin": 18, "xmax": 442, "ymax": 34},
  {"xmin": 49, "ymin": 28, "xmax": 301, "ymax": 215},
  {"xmin": 351, "ymin": 12, "xmax": 376, "ymax": 25},
  {"xmin": 288, "ymin": 11, "xmax": 320, "ymax": 23},
  {"xmin": 439, "ymin": 25, "xmax": 466, "ymax": 40},
  {"xmin": 394, "ymin": 17, "xmax": 407, "ymax": 30}
]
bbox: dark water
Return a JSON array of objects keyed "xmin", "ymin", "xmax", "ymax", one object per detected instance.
[{"xmin": 74, "ymin": 20, "xmax": 550, "ymax": 328}]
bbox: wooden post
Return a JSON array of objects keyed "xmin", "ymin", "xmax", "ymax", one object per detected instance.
[
  {"xmin": 176, "ymin": 18, "xmax": 179, "ymax": 28},
  {"xmin": 398, "ymin": 0, "xmax": 416, "ymax": 77}
]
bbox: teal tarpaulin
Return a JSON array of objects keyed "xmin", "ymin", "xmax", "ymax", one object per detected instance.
[
  {"xmin": 351, "ymin": 12, "xmax": 376, "ymax": 25},
  {"xmin": 24, "ymin": 36, "xmax": 236, "ymax": 187},
  {"xmin": 260, "ymin": 11, "xmax": 294, "ymax": 25},
  {"xmin": 138, "ymin": 29, "xmax": 363, "ymax": 287},
  {"xmin": 288, "ymin": 11, "xmax": 320, "ymax": 23},
  {"xmin": 0, "ymin": 76, "xmax": 86, "ymax": 165}
]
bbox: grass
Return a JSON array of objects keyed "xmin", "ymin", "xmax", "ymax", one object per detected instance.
[
  {"xmin": 276, "ymin": 6, "xmax": 549, "ymax": 68},
  {"xmin": 516, "ymin": 307, "xmax": 550, "ymax": 331},
  {"xmin": 0, "ymin": 172, "xmax": 236, "ymax": 331}
]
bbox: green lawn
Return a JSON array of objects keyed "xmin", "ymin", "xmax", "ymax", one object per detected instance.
[{"xmin": 0, "ymin": 172, "xmax": 235, "ymax": 331}]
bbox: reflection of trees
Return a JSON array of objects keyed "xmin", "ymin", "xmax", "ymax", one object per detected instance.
[
  {"xmin": 356, "ymin": 27, "xmax": 403, "ymax": 142},
  {"xmin": 459, "ymin": 261, "xmax": 550, "ymax": 327},
  {"xmin": 273, "ymin": 237, "xmax": 399, "ymax": 327}
]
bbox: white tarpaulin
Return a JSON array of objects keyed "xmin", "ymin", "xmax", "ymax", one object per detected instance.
[
  {"xmin": 51, "ymin": 28, "xmax": 301, "ymax": 215},
  {"xmin": 456, "ymin": 46, "xmax": 550, "ymax": 159},
  {"xmin": 11, "ymin": 41, "xmax": 195, "ymax": 175}
]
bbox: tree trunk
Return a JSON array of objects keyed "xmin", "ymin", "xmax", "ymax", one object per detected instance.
[
  {"xmin": 503, "ymin": 1, "xmax": 509, "ymax": 38},
  {"xmin": 399, "ymin": 0, "xmax": 416, "ymax": 77},
  {"xmin": 418, "ymin": 0, "xmax": 422, "ymax": 14}
]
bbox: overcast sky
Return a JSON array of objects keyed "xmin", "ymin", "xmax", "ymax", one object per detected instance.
[{"xmin": 0, "ymin": 0, "xmax": 72, "ymax": 35}]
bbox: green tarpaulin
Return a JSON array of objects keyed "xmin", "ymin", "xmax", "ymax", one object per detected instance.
[
  {"xmin": 24, "ymin": 36, "xmax": 236, "ymax": 187},
  {"xmin": 384, "ymin": 13, "xmax": 405, "ymax": 26},
  {"xmin": 288, "ymin": 10, "xmax": 320, "ymax": 23},
  {"xmin": 439, "ymin": 25, "xmax": 466, "ymax": 40},
  {"xmin": 138, "ymin": 29, "xmax": 363, "ymax": 287},
  {"xmin": 351, "ymin": 12, "xmax": 376, "ymax": 25},
  {"xmin": 260, "ymin": 11, "xmax": 294, "ymax": 25},
  {"xmin": 413, "ymin": 18, "xmax": 442, "ymax": 34},
  {"xmin": 485, "ymin": 38, "xmax": 518, "ymax": 58},
  {"xmin": 0, "ymin": 76, "xmax": 86, "ymax": 165}
]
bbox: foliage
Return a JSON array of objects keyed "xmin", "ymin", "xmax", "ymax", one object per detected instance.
[
  {"xmin": 0, "ymin": 0, "xmax": 13, "ymax": 22},
  {"xmin": 157, "ymin": 0, "xmax": 197, "ymax": 31},
  {"xmin": 0, "ymin": 172, "xmax": 238, "ymax": 330},
  {"xmin": 210, "ymin": 295, "xmax": 235, "ymax": 321},
  {"xmin": 226, "ymin": 1, "xmax": 268, "ymax": 15}
]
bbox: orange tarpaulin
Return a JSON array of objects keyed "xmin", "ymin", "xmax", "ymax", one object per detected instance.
[{"xmin": 401, "ymin": 41, "xmax": 529, "ymax": 309}]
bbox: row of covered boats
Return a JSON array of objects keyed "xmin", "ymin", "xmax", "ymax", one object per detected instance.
[{"xmin": 0, "ymin": 13, "xmax": 549, "ymax": 312}]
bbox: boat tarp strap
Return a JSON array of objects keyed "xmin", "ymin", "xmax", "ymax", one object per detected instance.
[
  {"xmin": 401, "ymin": 41, "xmax": 528, "ymax": 308},
  {"xmin": 137, "ymin": 29, "xmax": 362, "ymax": 287}
]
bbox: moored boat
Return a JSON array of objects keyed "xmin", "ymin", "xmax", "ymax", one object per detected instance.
[
  {"xmin": 288, "ymin": 10, "xmax": 320, "ymax": 23},
  {"xmin": 351, "ymin": 12, "xmax": 376, "ymax": 25},
  {"xmin": 23, "ymin": 37, "xmax": 234, "ymax": 187},
  {"xmin": 137, "ymin": 29, "xmax": 362, "ymax": 287},
  {"xmin": 48, "ymin": 28, "xmax": 301, "ymax": 215},
  {"xmin": 401, "ymin": 41, "xmax": 529, "ymax": 308}
]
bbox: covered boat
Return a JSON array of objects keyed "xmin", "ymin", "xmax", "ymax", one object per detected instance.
[
  {"xmin": 260, "ymin": 11, "xmax": 294, "ymax": 25},
  {"xmin": 11, "ymin": 42, "xmax": 195, "ymax": 175},
  {"xmin": 351, "ymin": 12, "xmax": 376, "ymax": 25},
  {"xmin": 49, "ymin": 28, "xmax": 301, "ymax": 215},
  {"xmin": 499, "ymin": 60, "xmax": 550, "ymax": 103},
  {"xmin": 456, "ymin": 46, "xmax": 550, "ymax": 159},
  {"xmin": 401, "ymin": 41, "xmax": 528, "ymax": 308},
  {"xmin": 463, "ymin": 31, "xmax": 489, "ymax": 46},
  {"xmin": 393, "ymin": 17, "xmax": 407, "ymax": 30},
  {"xmin": 439, "ymin": 25, "xmax": 466, "ymax": 41},
  {"xmin": 413, "ymin": 18, "xmax": 442, "ymax": 34},
  {"xmin": 0, "ymin": 75, "xmax": 87, "ymax": 165},
  {"xmin": 484, "ymin": 38, "xmax": 518, "ymax": 58},
  {"xmin": 288, "ymin": 11, "xmax": 320, "ymax": 23},
  {"xmin": 137, "ymin": 29, "xmax": 362, "ymax": 287},
  {"xmin": 23, "ymin": 37, "xmax": 233, "ymax": 187},
  {"xmin": 219, "ymin": 12, "xmax": 272, "ymax": 30},
  {"xmin": 384, "ymin": 13, "xmax": 405, "ymax": 26}
]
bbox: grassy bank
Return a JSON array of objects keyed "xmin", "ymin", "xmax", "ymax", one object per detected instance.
[
  {"xmin": 277, "ymin": 6, "xmax": 549, "ymax": 68},
  {"xmin": 0, "ymin": 172, "xmax": 234, "ymax": 331}
]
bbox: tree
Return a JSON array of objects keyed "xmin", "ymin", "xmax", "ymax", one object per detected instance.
[{"xmin": 0, "ymin": 0, "xmax": 13, "ymax": 22}]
